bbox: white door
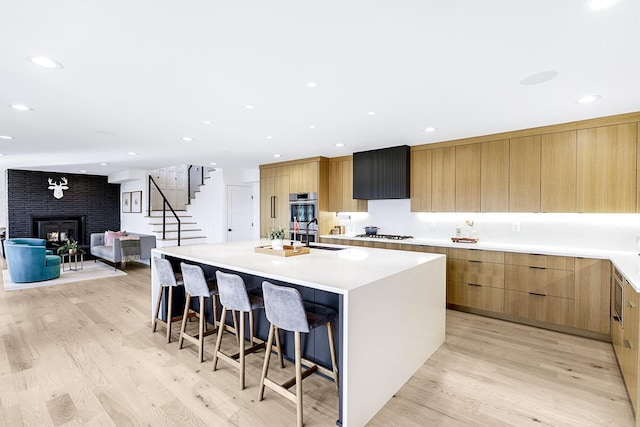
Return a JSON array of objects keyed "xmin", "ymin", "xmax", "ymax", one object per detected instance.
[{"xmin": 227, "ymin": 185, "xmax": 254, "ymax": 241}]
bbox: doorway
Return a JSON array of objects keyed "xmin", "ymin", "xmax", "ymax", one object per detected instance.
[{"xmin": 227, "ymin": 185, "xmax": 254, "ymax": 241}]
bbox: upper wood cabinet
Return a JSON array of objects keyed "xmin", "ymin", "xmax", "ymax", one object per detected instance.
[
  {"xmin": 431, "ymin": 147, "xmax": 456, "ymax": 212},
  {"xmin": 260, "ymin": 173, "xmax": 290, "ymax": 238},
  {"xmin": 480, "ymin": 139, "xmax": 509, "ymax": 212},
  {"xmin": 410, "ymin": 149, "xmax": 432, "ymax": 212},
  {"xmin": 577, "ymin": 123, "xmax": 637, "ymax": 213},
  {"xmin": 289, "ymin": 162, "xmax": 319, "ymax": 193},
  {"xmin": 455, "ymin": 144, "xmax": 481, "ymax": 212},
  {"xmin": 509, "ymin": 136, "xmax": 541, "ymax": 212},
  {"xmin": 328, "ymin": 157, "xmax": 367, "ymax": 212},
  {"xmin": 541, "ymin": 131, "xmax": 577, "ymax": 212}
]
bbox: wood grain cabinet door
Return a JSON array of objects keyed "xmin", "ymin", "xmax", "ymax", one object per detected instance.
[
  {"xmin": 480, "ymin": 139, "xmax": 509, "ymax": 212},
  {"xmin": 410, "ymin": 149, "xmax": 432, "ymax": 212},
  {"xmin": 455, "ymin": 144, "xmax": 481, "ymax": 212},
  {"xmin": 541, "ymin": 131, "xmax": 577, "ymax": 212},
  {"xmin": 577, "ymin": 123, "xmax": 637, "ymax": 213},
  {"xmin": 574, "ymin": 258, "xmax": 611, "ymax": 334},
  {"xmin": 431, "ymin": 147, "xmax": 456, "ymax": 212},
  {"xmin": 509, "ymin": 136, "xmax": 541, "ymax": 212}
]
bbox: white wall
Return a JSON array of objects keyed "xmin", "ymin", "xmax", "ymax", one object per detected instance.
[
  {"xmin": 120, "ymin": 178, "xmax": 149, "ymax": 233},
  {"xmin": 339, "ymin": 199, "xmax": 640, "ymax": 253}
]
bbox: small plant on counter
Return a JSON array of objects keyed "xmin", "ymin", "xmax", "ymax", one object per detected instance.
[
  {"xmin": 56, "ymin": 239, "xmax": 85, "ymax": 255},
  {"xmin": 267, "ymin": 226, "xmax": 286, "ymax": 240}
]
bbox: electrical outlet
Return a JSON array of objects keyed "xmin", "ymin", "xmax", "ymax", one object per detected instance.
[{"xmin": 512, "ymin": 221, "xmax": 520, "ymax": 232}]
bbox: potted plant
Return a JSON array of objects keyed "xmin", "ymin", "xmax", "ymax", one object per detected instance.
[
  {"xmin": 267, "ymin": 226, "xmax": 286, "ymax": 250},
  {"xmin": 56, "ymin": 239, "xmax": 85, "ymax": 256}
]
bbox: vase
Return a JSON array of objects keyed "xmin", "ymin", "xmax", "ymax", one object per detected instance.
[
  {"xmin": 69, "ymin": 248, "xmax": 77, "ymax": 255},
  {"xmin": 271, "ymin": 239, "xmax": 284, "ymax": 251}
]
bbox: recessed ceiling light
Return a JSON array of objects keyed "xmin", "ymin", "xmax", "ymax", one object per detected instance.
[
  {"xmin": 182, "ymin": 136, "xmax": 193, "ymax": 141},
  {"xmin": 307, "ymin": 81, "xmax": 317, "ymax": 87},
  {"xmin": 99, "ymin": 162, "xmax": 108, "ymax": 166},
  {"xmin": 274, "ymin": 154, "xmax": 281, "ymax": 158},
  {"xmin": 424, "ymin": 127, "xmax": 437, "ymax": 132},
  {"xmin": 368, "ymin": 111, "xmax": 376, "ymax": 116},
  {"xmin": 27, "ymin": 56, "xmax": 64, "ymax": 69},
  {"xmin": 577, "ymin": 94, "xmax": 602, "ymax": 103},
  {"xmin": 520, "ymin": 70, "xmax": 558, "ymax": 86},
  {"xmin": 128, "ymin": 152, "xmax": 137, "ymax": 155},
  {"xmin": 10, "ymin": 104, "xmax": 32, "ymax": 111},
  {"xmin": 0, "ymin": 153, "xmax": 5, "ymax": 157},
  {"xmin": 210, "ymin": 162, "xmax": 217, "ymax": 166},
  {"xmin": 0, "ymin": 135, "xmax": 13, "ymax": 140},
  {"xmin": 79, "ymin": 169, "xmax": 87, "ymax": 173},
  {"xmin": 336, "ymin": 143, "xmax": 345, "ymax": 147},
  {"xmin": 309, "ymin": 125, "xmax": 316, "ymax": 129},
  {"xmin": 267, "ymin": 136, "xmax": 273, "ymax": 139},
  {"xmin": 246, "ymin": 104, "xmax": 254, "ymax": 109},
  {"xmin": 588, "ymin": 0, "xmax": 622, "ymax": 10},
  {"xmin": 203, "ymin": 120, "xmax": 211, "ymax": 125}
]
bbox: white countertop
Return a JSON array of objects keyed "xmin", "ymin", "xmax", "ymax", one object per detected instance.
[
  {"xmin": 153, "ymin": 240, "xmax": 444, "ymax": 295},
  {"xmin": 321, "ymin": 234, "xmax": 640, "ymax": 293}
]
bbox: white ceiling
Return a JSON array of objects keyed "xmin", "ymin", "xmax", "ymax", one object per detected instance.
[{"xmin": 1, "ymin": 0, "xmax": 639, "ymax": 176}]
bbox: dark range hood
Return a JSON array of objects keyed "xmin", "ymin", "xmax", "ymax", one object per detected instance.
[{"xmin": 353, "ymin": 145, "xmax": 411, "ymax": 200}]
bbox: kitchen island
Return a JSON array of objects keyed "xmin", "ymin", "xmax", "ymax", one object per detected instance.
[{"xmin": 151, "ymin": 241, "xmax": 446, "ymax": 427}]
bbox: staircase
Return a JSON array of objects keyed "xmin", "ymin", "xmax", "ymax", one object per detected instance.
[{"xmin": 147, "ymin": 165, "xmax": 213, "ymax": 247}]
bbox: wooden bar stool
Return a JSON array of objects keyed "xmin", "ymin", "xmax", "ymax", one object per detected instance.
[
  {"xmin": 258, "ymin": 281, "xmax": 339, "ymax": 427},
  {"xmin": 212, "ymin": 270, "xmax": 282, "ymax": 390},
  {"xmin": 178, "ymin": 263, "xmax": 219, "ymax": 363},
  {"xmin": 152, "ymin": 257, "xmax": 187, "ymax": 343}
]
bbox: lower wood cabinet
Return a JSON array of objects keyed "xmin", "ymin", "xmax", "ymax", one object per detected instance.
[
  {"xmin": 617, "ymin": 279, "xmax": 639, "ymax": 414},
  {"xmin": 447, "ymin": 282, "xmax": 503, "ymax": 313},
  {"xmin": 504, "ymin": 290, "xmax": 575, "ymax": 327},
  {"xmin": 575, "ymin": 258, "xmax": 611, "ymax": 334}
]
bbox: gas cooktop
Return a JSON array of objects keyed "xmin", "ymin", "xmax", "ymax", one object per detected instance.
[{"xmin": 354, "ymin": 234, "xmax": 414, "ymax": 240}]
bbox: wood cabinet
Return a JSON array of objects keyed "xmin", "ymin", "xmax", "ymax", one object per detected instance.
[
  {"xmin": 431, "ymin": 147, "xmax": 456, "ymax": 212},
  {"xmin": 446, "ymin": 249, "xmax": 505, "ymax": 313},
  {"xmin": 541, "ymin": 131, "xmax": 577, "ymax": 212},
  {"xmin": 509, "ymin": 136, "xmax": 541, "ymax": 212},
  {"xmin": 622, "ymin": 280, "xmax": 639, "ymax": 412},
  {"xmin": 455, "ymin": 144, "xmax": 480, "ymax": 212},
  {"xmin": 577, "ymin": 123, "xmax": 637, "ymax": 213},
  {"xmin": 504, "ymin": 253, "xmax": 575, "ymax": 328},
  {"xmin": 328, "ymin": 157, "xmax": 367, "ymax": 213},
  {"xmin": 260, "ymin": 172, "xmax": 290, "ymax": 238},
  {"xmin": 480, "ymin": 139, "xmax": 509, "ymax": 212},
  {"xmin": 289, "ymin": 162, "xmax": 319, "ymax": 193},
  {"xmin": 410, "ymin": 149, "xmax": 431, "ymax": 212},
  {"xmin": 574, "ymin": 258, "xmax": 611, "ymax": 334}
]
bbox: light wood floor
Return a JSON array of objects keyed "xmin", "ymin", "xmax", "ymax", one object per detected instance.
[{"xmin": 0, "ymin": 260, "xmax": 635, "ymax": 426}]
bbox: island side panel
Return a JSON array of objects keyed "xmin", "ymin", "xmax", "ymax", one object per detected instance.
[{"xmin": 343, "ymin": 255, "xmax": 446, "ymax": 426}]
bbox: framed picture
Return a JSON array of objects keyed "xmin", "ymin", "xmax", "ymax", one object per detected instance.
[
  {"xmin": 122, "ymin": 192, "xmax": 131, "ymax": 213},
  {"xmin": 131, "ymin": 191, "xmax": 142, "ymax": 213}
]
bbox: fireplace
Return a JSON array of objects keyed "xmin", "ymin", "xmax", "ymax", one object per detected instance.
[{"xmin": 32, "ymin": 216, "xmax": 86, "ymax": 249}]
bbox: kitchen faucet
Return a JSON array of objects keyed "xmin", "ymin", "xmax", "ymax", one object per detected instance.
[{"xmin": 305, "ymin": 218, "xmax": 318, "ymax": 247}]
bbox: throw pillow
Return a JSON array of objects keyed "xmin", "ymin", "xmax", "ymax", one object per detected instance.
[{"xmin": 105, "ymin": 230, "xmax": 127, "ymax": 246}]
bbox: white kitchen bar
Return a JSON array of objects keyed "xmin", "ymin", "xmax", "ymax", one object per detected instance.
[{"xmin": 151, "ymin": 241, "xmax": 446, "ymax": 426}]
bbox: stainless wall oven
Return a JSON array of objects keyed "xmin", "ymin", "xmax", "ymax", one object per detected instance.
[
  {"xmin": 614, "ymin": 267, "xmax": 624, "ymax": 327},
  {"xmin": 289, "ymin": 192, "xmax": 317, "ymax": 243}
]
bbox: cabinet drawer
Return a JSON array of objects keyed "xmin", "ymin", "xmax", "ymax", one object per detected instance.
[
  {"xmin": 504, "ymin": 252, "xmax": 574, "ymax": 270},
  {"xmin": 401, "ymin": 244, "xmax": 447, "ymax": 255},
  {"xmin": 504, "ymin": 265, "xmax": 575, "ymax": 298},
  {"xmin": 447, "ymin": 259, "xmax": 504, "ymax": 288},
  {"xmin": 447, "ymin": 281, "xmax": 504, "ymax": 313},
  {"xmin": 505, "ymin": 290, "xmax": 574, "ymax": 327},
  {"xmin": 448, "ymin": 248, "xmax": 504, "ymax": 263}
]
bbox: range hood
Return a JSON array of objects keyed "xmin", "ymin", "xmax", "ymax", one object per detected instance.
[{"xmin": 353, "ymin": 145, "xmax": 410, "ymax": 200}]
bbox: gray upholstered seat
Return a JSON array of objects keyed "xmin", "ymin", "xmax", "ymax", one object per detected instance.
[
  {"xmin": 259, "ymin": 281, "xmax": 339, "ymax": 427},
  {"xmin": 212, "ymin": 270, "xmax": 281, "ymax": 390},
  {"xmin": 152, "ymin": 257, "xmax": 185, "ymax": 343},
  {"xmin": 178, "ymin": 263, "xmax": 219, "ymax": 363}
]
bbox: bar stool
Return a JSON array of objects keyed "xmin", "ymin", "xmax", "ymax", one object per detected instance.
[
  {"xmin": 178, "ymin": 263, "xmax": 219, "ymax": 363},
  {"xmin": 258, "ymin": 281, "xmax": 339, "ymax": 427},
  {"xmin": 152, "ymin": 257, "xmax": 187, "ymax": 343},
  {"xmin": 212, "ymin": 270, "xmax": 282, "ymax": 390}
]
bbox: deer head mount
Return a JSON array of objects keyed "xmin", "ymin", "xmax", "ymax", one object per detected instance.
[{"xmin": 48, "ymin": 177, "xmax": 69, "ymax": 199}]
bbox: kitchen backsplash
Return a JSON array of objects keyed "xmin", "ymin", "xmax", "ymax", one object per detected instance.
[{"xmin": 338, "ymin": 199, "xmax": 640, "ymax": 253}]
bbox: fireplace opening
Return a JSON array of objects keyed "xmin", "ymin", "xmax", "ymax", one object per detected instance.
[{"xmin": 31, "ymin": 216, "xmax": 86, "ymax": 249}]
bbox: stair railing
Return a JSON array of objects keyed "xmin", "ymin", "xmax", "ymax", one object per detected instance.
[
  {"xmin": 187, "ymin": 165, "xmax": 206, "ymax": 204},
  {"xmin": 148, "ymin": 175, "xmax": 181, "ymax": 246}
]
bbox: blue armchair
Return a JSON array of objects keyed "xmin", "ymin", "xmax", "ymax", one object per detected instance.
[{"xmin": 5, "ymin": 238, "xmax": 61, "ymax": 283}]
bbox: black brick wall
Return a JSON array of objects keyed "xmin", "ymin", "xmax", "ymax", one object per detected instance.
[{"xmin": 7, "ymin": 169, "xmax": 121, "ymax": 244}]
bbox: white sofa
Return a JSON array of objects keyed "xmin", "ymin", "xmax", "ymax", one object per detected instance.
[{"xmin": 90, "ymin": 232, "xmax": 156, "ymax": 269}]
